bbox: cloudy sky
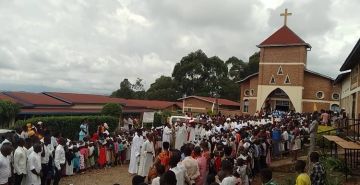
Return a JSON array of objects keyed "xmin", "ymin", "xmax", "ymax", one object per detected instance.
[{"xmin": 0, "ymin": 0, "xmax": 359, "ymax": 95}]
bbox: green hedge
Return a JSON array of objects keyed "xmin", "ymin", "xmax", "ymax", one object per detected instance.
[{"xmin": 14, "ymin": 116, "xmax": 119, "ymax": 140}]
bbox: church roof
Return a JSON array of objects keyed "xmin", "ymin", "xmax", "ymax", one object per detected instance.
[
  {"xmin": 236, "ymin": 73, "xmax": 259, "ymax": 84},
  {"xmin": 257, "ymin": 26, "xmax": 311, "ymax": 48},
  {"xmin": 304, "ymin": 69, "xmax": 334, "ymax": 81},
  {"xmin": 340, "ymin": 38, "xmax": 360, "ymax": 71},
  {"xmin": 334, "ymin": 71, "xmax": 350, "ymax": 84}
]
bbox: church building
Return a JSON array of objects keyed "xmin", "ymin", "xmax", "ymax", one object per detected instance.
[{"xmin": 239, "ymin": 9, "xmax": 341, "ymax": 114}]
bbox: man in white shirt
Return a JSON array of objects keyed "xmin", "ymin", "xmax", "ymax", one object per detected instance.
[
  {"xmin": 181, "ymin": 145, "xmax": 200, "ymax": 185},
  {"xmin": 0, "ymin": 143, "xmax": 13, "ymax": 185},
  {"xmin": 162, "ymin": 123, "xmax": 173, "ymax": 145},
  {"xmin": 169, "ymin": 150, "xmax": 190, "ymax": 185},
  {"xmin": 41, "ymin": 137, "xmax": 54, "ymax": 185},
  {"xmin": 27, "ymin": 143, "xmax": 42, "ymax": 185},
  {"xmin": 53, "ymin": 138, "xmax": 66, "ymax": 185},
  {"xmin": 13, "ymin": 139, "xmax": 27, "ymax": 185}
]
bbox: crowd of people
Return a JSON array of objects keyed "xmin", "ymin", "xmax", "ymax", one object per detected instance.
[
  {"xmin": 127, "ymin": 109, "xmax": 341, "ymax": 185},
  {"xmin": 0, "ymin": 109, "xmax": 344, "ymax": 185}
]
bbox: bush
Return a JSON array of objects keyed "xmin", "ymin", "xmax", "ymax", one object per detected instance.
[
  {"xmin": 101, "ymin": 103, "xmax": 122, "ymax": 117},
  {"xmin": 14, "ymin": 116, "xmax": 118, "ymax": 140}
]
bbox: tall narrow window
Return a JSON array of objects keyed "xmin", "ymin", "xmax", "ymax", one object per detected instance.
[
  {"xmin": 269, "ymin": 75, "xmax": 276, "ymax": 84},
  {"xmin": 277, "ymin": 66, "xmax": 284, "ymax": 75},
  {"xmin": 284, "ymin": 74, "xmax": 291, "ymax": 84},
  {"xmin": 243, "ymin": 99, "xmax": 249, "ymax": 113}
]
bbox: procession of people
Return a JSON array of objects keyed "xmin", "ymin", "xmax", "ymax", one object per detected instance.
[{"xmin": 0, "ymin": 109, "xmax": 342, "ymax": 185}]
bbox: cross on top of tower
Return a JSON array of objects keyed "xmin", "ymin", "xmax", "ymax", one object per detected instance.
[{"xmin": 280, "ymin": 8, "xmax": 292, "ymax": 26}]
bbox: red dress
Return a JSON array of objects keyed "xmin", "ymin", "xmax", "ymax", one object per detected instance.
[{"xmin": 97, "ymin": 146, "xmax": 107, "ymax": 166}]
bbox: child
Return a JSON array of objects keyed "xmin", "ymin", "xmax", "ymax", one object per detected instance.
[
  {"xmin": 113, "ymin": 137, "xmax": 119, "ymax": 165},
  {"xmin": 97, "ymin": 140, "xmax": 107, "ymax": 168},
  {"xmin": 72, "ymin": 146, "xmax": 80, "ymax": 173},
  {"xmin": 295, "ymin": 160, "xmax": 311, "ymax": 185},
  {"xmin": 106, "ymin": 138, "xmax": 114, "ymax": 167},
  {"xmin": 291, "ymin": 130, "xmax": 301, "ymax": 161},
  {"xmin": 65, "ymin": 144, "xmax": 74, "ymax": 176},
  {"xmin": 79, "ymin": 142, "xmax": 88, "ymax": 172},
  {"xmin": 310, "ymin": 152, "xmax": 325, "ymax": 185},
  {"xmin": 118, "ymin": 139, "xmax": 124, "ymax": 165},
  {"xmin": 88, "ymin": 142, "xmax": 95, "ymax": 169}
]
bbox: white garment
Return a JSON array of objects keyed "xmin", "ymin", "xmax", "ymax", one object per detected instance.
[
  {"xmin": 0, "ymin": 153, "xmax": 11, "ymax": 184},
  {"xmin": 162, "ymin": 126, "xmax": 172, "ymax": 144},
  {"xmin": 138, "ymin": 139, "xmax": 155, "ymax": 176},
  {"xmin": 26, "ymin": 147, "xmax": 33, "ymax": 157},
  {"xmin": 170, "ymin": 163, "xmax": 189, "ymax": 185},
  {"xmin": 27, "ymin": 151, "xmax": 41, "ymax": 185},
  {"xmin": 54, "ymin": 145, "xmax": 65, "ymax": 170},
  {"xmin": 128, "ymin": 134, "xmax": 143, "ymax": 174},
  {"xmin": 14, "ymin": 146, "xmax": 27, "ymax": 175},
  {"xmin": 221, "ymin": 176, "xmax": 237, "ymax": 185},
  {"xmin": 151, "ymin": 176, "xmax": 160, "ymax": 185},
  {"xmin": 65, "ymin": 160, "xmax": 73, "ymax": 176},
  {"xmin": 175, "ymin": 126, "xmax": 187, "ymax": 149},
  {"xmin": 187, "ymin": 127, "xmax": 195, "ymax": 143},
  {"xmin": 51, "ymin": 136, "xmax": 58, "ymax": 149}
]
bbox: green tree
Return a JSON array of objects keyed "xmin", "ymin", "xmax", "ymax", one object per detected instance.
[
  {"xmin": 111, "ymin": 78, "xmax": 146, "ymax": 99},
  {"xmin": 0, "ymin": 100, "xmax": 20, "ymax": 128},
  {"xmin": 101, "ymin": 103, "xmax": 122, "ymax": 118},
  {"xmin": 146, "ymin": 76, "xmax": 181, "ymax": 101},
  {"xmin": 246, "ymin": 52, "xmax": 260, "ymax": 75},
  {"xmin": 225, "ymin": 56, "xmax": 247, "ymax": 81},
  {"xmin": 172, "ymin": 50, "xmax": 228, "ymax": 97}
]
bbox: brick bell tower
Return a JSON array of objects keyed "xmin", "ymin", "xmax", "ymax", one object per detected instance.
[{"xmin": 255, "ymin": 9, "xmax": 311, "ymax": 112}]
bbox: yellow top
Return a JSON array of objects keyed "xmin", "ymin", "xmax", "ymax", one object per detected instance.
[{"xmin": 296, "ymin": 173, "xmax": 311, "ymax": 185}]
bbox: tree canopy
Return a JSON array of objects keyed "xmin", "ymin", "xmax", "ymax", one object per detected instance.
[
  {"xmin": 111, "ymin": 50, "xmax": 259, "ymax": 102},
  {"xmin": 0, "ymin": 100, "xmax": 20, "ymax": 128},
  {"xmin": 101, "ymin": 103, "xmax": 122, "ymax": 118}
]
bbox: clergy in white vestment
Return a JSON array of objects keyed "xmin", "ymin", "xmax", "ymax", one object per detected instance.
[
  {"xmin": 162, "ymin": 123, "xmax": 173, "ymax": 144},
  {"xmin": 128, "ymin": 130, "xmax": 144, "ymax": 174},
  {"xmin": 138, "ymin": 133, "xmax": 155, "ymax": 177},
  {"xmin": 174, "ymin": 123, "xmax": 187, "ymax": 150},
  {"xmin": 26, "ymin": 144, "xmax": 42, "ymax": 185},
  {"xmin": 187, "ymin": 123, "xmax": 195, "ymax": 143}
]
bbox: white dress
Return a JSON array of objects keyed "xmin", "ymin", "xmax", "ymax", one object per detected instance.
[
  {"xmin": 27, "ymin": 151, "xmax": 41, "ymax": 185},
  {"xmin": 128, "ymin": 134, "xmax": 143, "ymax": 174},
  {"xmin": 138, "ymin": 140, "xmax": 155, "ymax": 177},
  {"xmin": 175, "ymin": 125, "xmax": 187, "ymax": 149},
  {"xmin": 162, "ymin": 126, "xmax": 172, "ymax": 144}
]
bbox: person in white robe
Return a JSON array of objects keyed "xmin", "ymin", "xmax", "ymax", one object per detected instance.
[
  {"xmin": 187, "ymin": 123, "xmax": 195, "ymax": 143},
  {"xmin": 175, "ymin": 123, "xmax": 187, "ymax": 150},
  {"xmin": 138, "ymin": 134, "xmax": 155, "ymax": 178},
  {"xmin": 26, "ymin": 144, "xmax": 42, "ymax": 185},
  {"xmin": 128, "ymin": 130, "xmax": 144, "ymax": 174},
  {"xmin": 162, "ymin": 124, "xmax": 173, "ymax": 144}
]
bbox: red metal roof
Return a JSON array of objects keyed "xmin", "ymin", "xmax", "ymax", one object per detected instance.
[
  {"xmin": 4, "ymin": 92, "xmax": 69, "ymax": 106},
  {"xmin": 120, "ymin": 99, "xmax": 182, "ymax": 110},
  {"xmin": 44, "ymin": 92, "xmax": 124, "ymax": 104},
  {"xmin": 258, "ymin": 26, "xmax": 311, "ymax": 48},
  {"xmin": 179, "ymin": 96, "xmax": 240, "ymax": 107},
  {"xmin": 20, "ymin": 108, "xmax": 100, "ymax": 114},
  {"xmin": 0, "ymin": 93, "xmax": 18, "ymax": 103}
]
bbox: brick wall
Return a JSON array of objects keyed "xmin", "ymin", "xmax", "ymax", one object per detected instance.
[
  {"xmin": 302, "ymin": 102, "xmax": 330, "ymax": 113},
  {"xmin": 303, "ymin": 72, "xmax": 341, "ymax": 101},
  {"xmin": 258, "ymin": 64, "xmax": 304, "ymax": 86},
  {"xmin": 260, "ymin": 46, "xmax": 307, "ymax": 64}
]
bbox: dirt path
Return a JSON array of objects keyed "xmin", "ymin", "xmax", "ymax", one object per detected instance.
[{"xmin": 60, "ymin": 165, "xmax": 132, "ymax": 185}]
